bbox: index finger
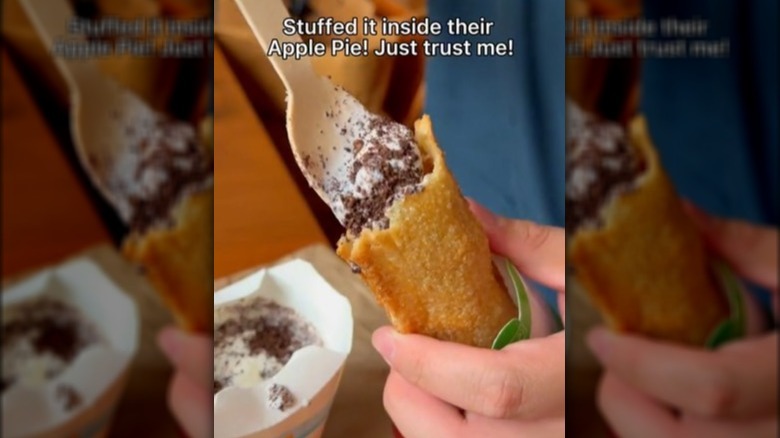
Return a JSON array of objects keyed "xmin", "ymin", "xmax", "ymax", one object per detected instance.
[
  {"xmin": 598, "ymin": 373, "xmax": 678, "ymax": 438},
  {"xmin": 169, "ymin": 372, "xmax": 212, "ymax": 438},
  {"xmin": 468, "ymin": 199, "xmax": 566, "ymax": 292},
  {"xmin": 587, "ymin": 328, "xmax": 779, "ymax": 419},
  {"xmin": 373, "ymin": 326, "xmax": 565, "ymax": 420},
  {"xmin": 158, "ymin": 327, "xmax": 213, "ymax": 390},
  {"xmin": 684, "ymin": 202, "xmax": 778, "ymax": 292}
]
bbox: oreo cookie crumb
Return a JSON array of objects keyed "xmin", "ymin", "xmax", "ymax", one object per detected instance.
[
  {"xmin": 213, "ymin": 297, "xmax": 322, "ymax": 394},
  {"xmin": 107, "ymin": 116, "xmax": 213, "ymax": 233},
  {"xmin": 56, "ymin": 384, "xmax": 82, "ymax": 411},
  {"xmin": 268, "ymin": 383, "xmax": 296, "ymax": 411},
  {"xmin": 565, "ymin": 102, "xmax": 646, "ymax": 232},
  {"xmin": 340, "ymin": 116, "xmax": 423, "ymax": 235},
  {"xmin": 2, "ymin": 297, "xmax": 100, "ymax": 393}
]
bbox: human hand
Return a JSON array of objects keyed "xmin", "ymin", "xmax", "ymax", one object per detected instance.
[
  {"xmin": 589, "ymin": 204, "xmax": 778, "ymax": 437},
  {"xmin": 158, "ymin": 326, "xmax": 212, "ymax": 438},
  {"xmin": 373, "ymin": 200, "xmax": 565, "ymax": 437}
]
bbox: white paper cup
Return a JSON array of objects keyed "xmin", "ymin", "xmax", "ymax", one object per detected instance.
[
  {"xmin": 1, "ymin": 259, "xmax": 140, "ymax": 438},
  {"xmin": 213, "ymin": 259, "xmax": 354, "ymax": 438}
]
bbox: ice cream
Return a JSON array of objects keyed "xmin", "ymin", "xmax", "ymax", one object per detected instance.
[
  {"xmin": 299, "ymin": 109, "xmax": 425, "ymax": 236},
  {"xmin": 565, "ymin": 100, "xmax": 647, "ymax": 231},
  {"xmin": 2, "ymin": 296, "xmax": 101, "ymax": 403},
  {"xmin": 115, "ymin": 115, "xmax": 214, "ymax": 332},
  {"xmin": 103, "ymin": 114, "xmax": 213, "ymax": 233},
  {"xmin": 1, "ymin": 259, "xmax": 139, "ymax": 438},
  {"xmin": 213, "ymin": 295, "xmax": 322, "ymax": 394}
]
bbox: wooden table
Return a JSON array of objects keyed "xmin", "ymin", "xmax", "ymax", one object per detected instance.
[
  {"xmin": 1, "ymin": 48, "xmax": 110, "ymax": 277},
  {"xmin": 213, "ymin": 44, "xmax": 327, "ymax": 279}
]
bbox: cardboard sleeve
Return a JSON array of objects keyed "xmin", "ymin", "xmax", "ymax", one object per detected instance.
[
  {"xmin": 337, "ymin": 116, "xmax": 517, "ymax": 348},
  {"xmin": 569, "ymin": 116, "xmax": 729, "ymax": 345}
]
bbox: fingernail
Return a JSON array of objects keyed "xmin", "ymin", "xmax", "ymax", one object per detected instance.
[
  {"xmin": 372, "ymin": 328, "xmax": 396, "ymax": 365},
  {"xmin": 586, "ymin": 328, "xmax": 614, "ymax": 362},
  {"xmin": 158, "ymin": 327, "xmax": 182, "ymax": 362}
]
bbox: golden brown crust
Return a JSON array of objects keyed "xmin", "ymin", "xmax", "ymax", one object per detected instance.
[
  {"xmin": 337, "ymin": 115, "xmax": 517, "ymax": 348},
  {"xmin": 570, "ymin": 116, "xmax": 728, "ymax": 345},
  {"xmin": 123, "ymin": 188, "xmax": 213, "ymax": 332}
]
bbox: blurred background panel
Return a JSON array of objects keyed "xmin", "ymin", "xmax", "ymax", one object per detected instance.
[
  {"xmin": 565, "ymin": 1, "xmax": 778, "ymax": 436},
  {"xmin": 2, "ymin": 0, "xmax": 212, "ymax": 435}
]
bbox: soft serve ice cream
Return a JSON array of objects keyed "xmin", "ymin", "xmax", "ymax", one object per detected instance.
[
  {"xmin": 297, "ymin": 104, "xmax": 425, "ymax": 236},
  {"xmin": 214, "ymin": 295, "xmax": 322, "ymax": 410},
  {"xmin": 2, "ymin": 296, "xmax": 101, "ymax": 411}
]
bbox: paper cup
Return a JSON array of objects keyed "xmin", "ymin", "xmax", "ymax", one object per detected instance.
[
  {"xmin": 214, "ymin": 259, "xmax": 354, "ymax": 438},
  {"xmin": 2, "ymin": 259, "xmax": 140, "ymax": 438}
]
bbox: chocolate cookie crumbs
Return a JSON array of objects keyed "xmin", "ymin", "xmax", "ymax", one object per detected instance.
[
  {"xmin": 338, "ymin": 115, "xmax": 423, "ymax": 235},
  {"xmin": 213, "ymin": 296, "xmax": 322, "ymax": 394},
  {"xmin": 295, "ymin": 85, "xmax": 425, "ymax": 232},
  {"xmin": 565, "ymin": 101, "xmax": 647, "ymax": 232},
  {"xmin": 2, "ymin": 297, "xmax": 100, "ymax": 393},
  {"xmin": 267, "ymin": 383, "xmax": 296, "ymax": 411},
  {"xmin": 106, "ymin": 116, "xmax": 213, "ymax": 233},
  {"xmin": 56, "ymin": 384, "xmax": 83, "ymax": 411}
]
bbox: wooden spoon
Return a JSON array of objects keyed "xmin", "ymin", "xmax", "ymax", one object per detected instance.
[
  {"xmin": 20, "ymin": 0, "xmax": 161, "ymax": 223},
  {"xmin": 235, "ymin": 0, "xmax": 396, "ymax": 225}
]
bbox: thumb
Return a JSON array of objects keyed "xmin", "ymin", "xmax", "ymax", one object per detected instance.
[
  {"xmin": 683, "ymin": 201, "xmax": 778, "ymax": 292},
  {"xmin": 158, "ymin": 326, "xmax": 213, "ymax": 390}
]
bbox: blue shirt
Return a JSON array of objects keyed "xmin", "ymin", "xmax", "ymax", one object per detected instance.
[
  {"xmin": 425, "ymin": 0, "xmax": 565, "ymax": 227},
  {"xmin": 425, "ymin": 0, "xmax": 777, "ymax": 311}
]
